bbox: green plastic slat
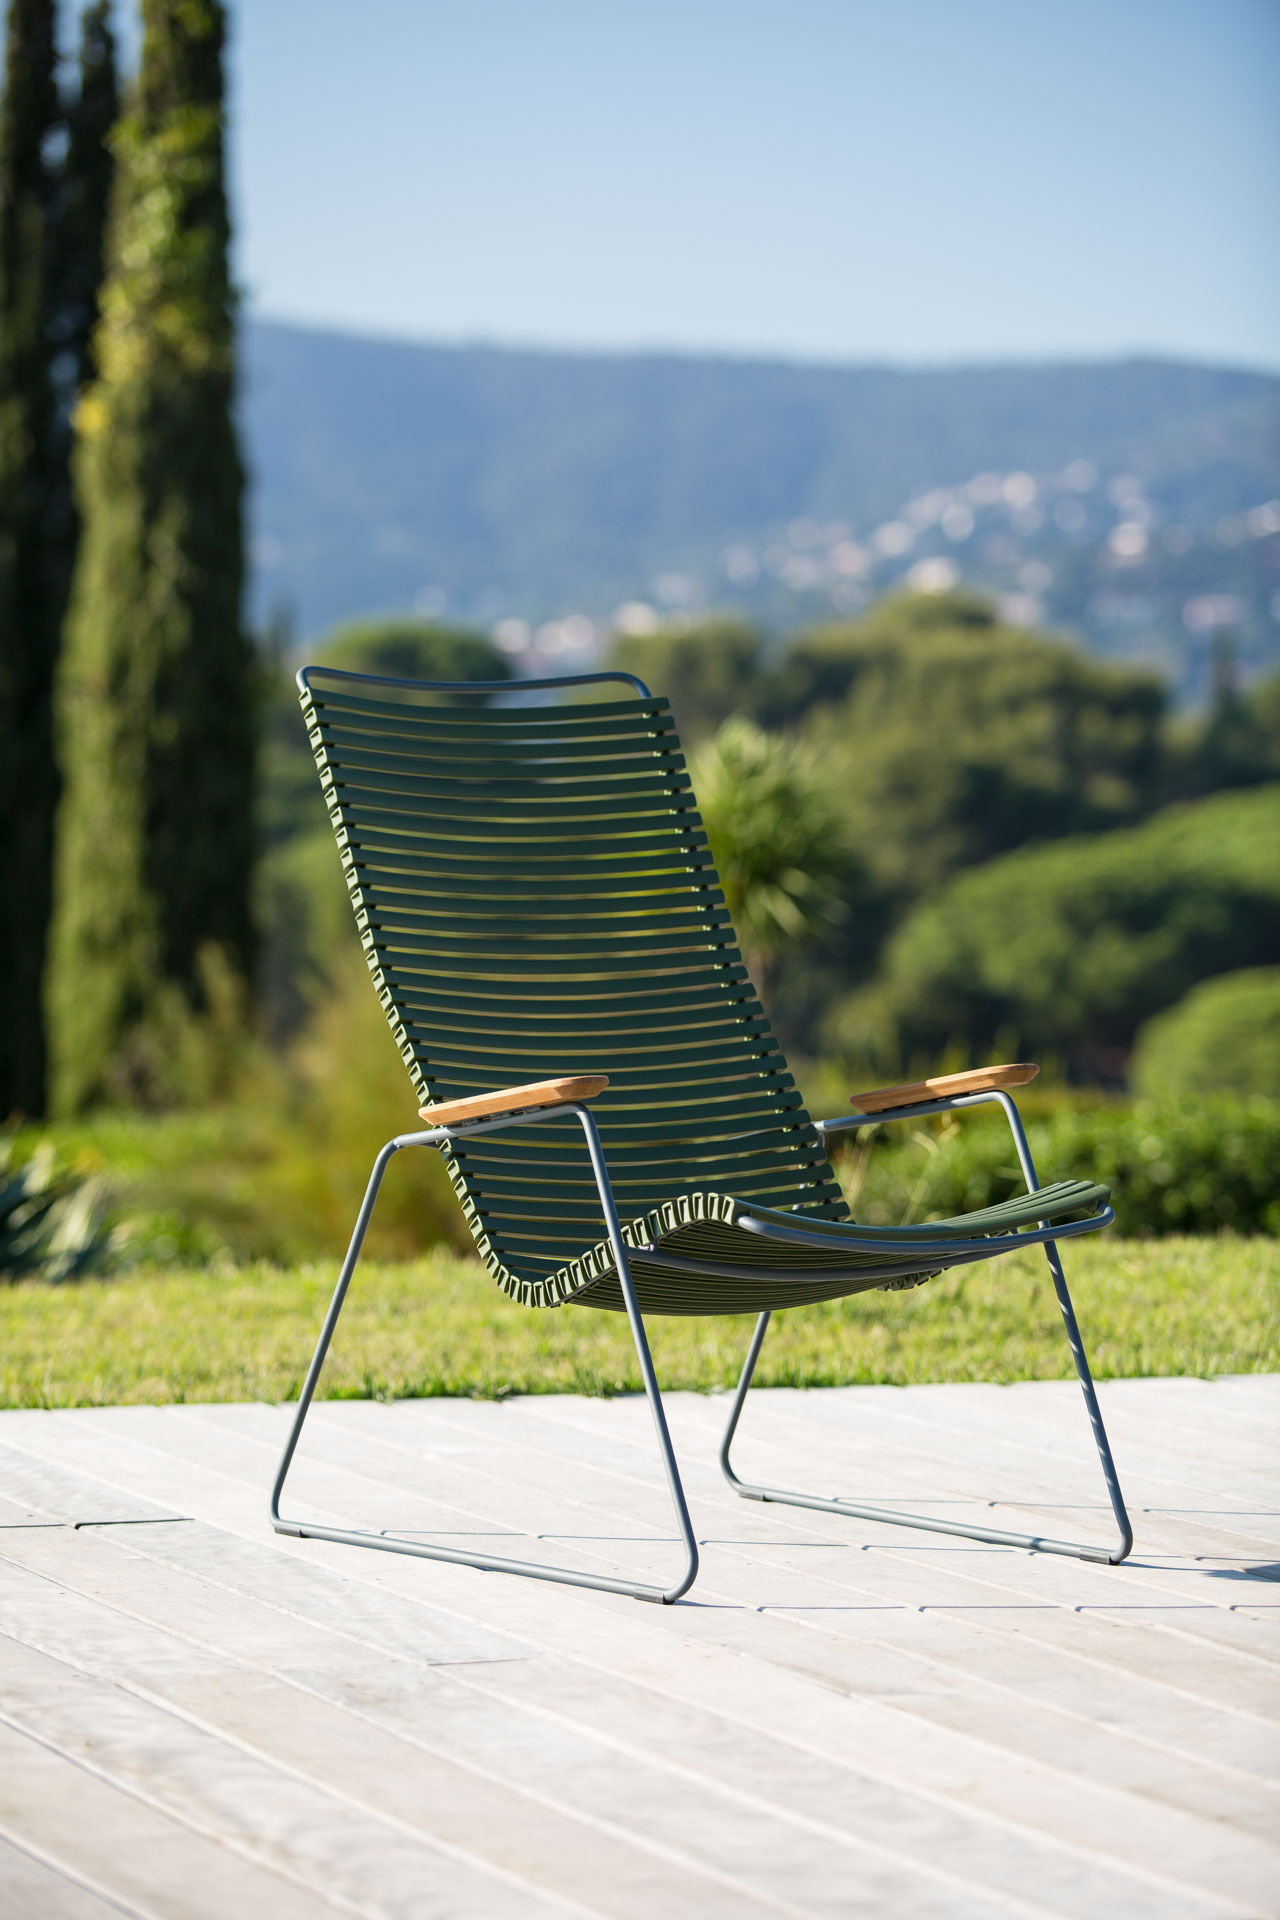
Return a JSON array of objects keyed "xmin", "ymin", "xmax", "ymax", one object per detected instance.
[
  {"xmin": 392, "ymin": 977, "xmax": 757, "ymax": 1013},
  {"xmin": 326, "ymin": 756, "xmax": 696, "ymax": 801},
  {"xmin": 317, "ymin": 729, "xmax": 690, "ymax": 771},
  {"xmin": 365, "ymin": 903, "xmax": 732, "ymax": 940},
  {"xmin": 334, "ymin": 804, "xmax": 706, "ymax": 844},
  {"xmin": 376, "ymin": 952, "xmax": 741, "ymax": 983},
  {"xmin": 348, "ymin": 841, "xmax": 715, "ymax": 874},
  {"xmin": 352, "ymin": 869, "xmax": 718, "ymax": 903},
  {"xmin": 309, "ymin": 687, "xmax": 676, "ymax": 731},
  {"xmin": 333, "ymin": 798, "xmax": 705, "ymax": 838},
  {"xmin": 406, "ymin": 1038, "xmax": 782, "ymax": 1075},
  {"xmin": 392, "ymin": 978, "xmax": 760, "ymax": 1012}
]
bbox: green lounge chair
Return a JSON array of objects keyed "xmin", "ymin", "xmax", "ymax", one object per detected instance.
[{"xmin": 270, "ymin": 666, "xmax": 1132, "ymax": 1601}]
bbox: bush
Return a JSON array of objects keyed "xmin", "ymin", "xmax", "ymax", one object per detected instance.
[
  {"xmin": 24, "ymin": 944, "xmax": 472, "ymax": 1269},
  {"xmin": 1132, "ymin": 969, "xmax": 1280, "ymax": 1100},
  {"xmin": 836, "ymin": 785, "xmax": 1280, "ymax": 1072},
  {"xmin": 605, "ymin": 616, "xmax": 766, "ymax": 741},
  {"xmin": 0, "ymin": 1136, "xmax": 119, "ymax": 1282},
  {"xmin": 311, "ymin": 616, "xmax": 511, "ymax": 688},
  {"xmin": 778, "ymin": 593, "xmax": 1167, "ymax": 895},
  {"xmin": 838, "ymin": 1096, "xmax": 1280, "ymax": 1237}
]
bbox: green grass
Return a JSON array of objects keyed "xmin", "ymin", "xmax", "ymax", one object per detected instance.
[{"xmin": 1, "ymin": 1237, "xmax": 1274, "ymax": 1409}]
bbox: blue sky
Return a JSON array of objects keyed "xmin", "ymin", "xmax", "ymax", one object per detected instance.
[{"xmin": 91, "ymin": 1, "xmax": 1280, "ymax": 368}]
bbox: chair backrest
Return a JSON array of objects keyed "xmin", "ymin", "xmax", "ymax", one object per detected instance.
[{"xmin": 299, "ymin": 666, "xmax": 847, "ymax": 1298}]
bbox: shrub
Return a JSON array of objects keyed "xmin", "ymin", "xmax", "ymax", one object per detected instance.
[
  {"xmin": 778, "ymin": 593, "xmax": 1167, "ymax": 895},
  {"xmin": 312, "ymin": 617, "xmax": 510, "ymax": 687},
  {"xmin": 836, "ymin": 785, "xmax": 1280, "ymax": 1072},
  {"xmin": 1131, "ymin": 968, "xmax": 1280, "ymax": 1100},
  {"xmin": 0, "ymin": 1136, "xmax": 118, "ymax": 1282},
  {"xmin": 605, "ymin": 616, "xmax": 766, "ymax": 741},
  {"xmin": 838, "ymin": 1096, "xmax": 1280, "ymax": 1237}
]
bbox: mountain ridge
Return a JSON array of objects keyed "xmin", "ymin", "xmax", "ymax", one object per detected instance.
[{"xmin": 240, "ymin": 319, "xmax": 1280, "ymax": 686}]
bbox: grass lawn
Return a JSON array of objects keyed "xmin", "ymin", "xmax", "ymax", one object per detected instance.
[{"xmin": 1, "ymin": 1236, "xmax": 1274, "ymax": 1409}]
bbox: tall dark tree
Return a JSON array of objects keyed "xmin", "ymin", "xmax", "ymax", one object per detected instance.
[
  {"xmin": 49, "ymin": 0, "xmax": 117, "ymax": 580},
  {"xmin": 0, "ymin": 0, "xmax": 59, "ymax": 1119},
  {"xmin": 48, "ymin": 0, "xmax": 253, "ymax": 1113},
  {"xmin": 54, "ymin": 1, "xmax": 115, "ymax": 393}
]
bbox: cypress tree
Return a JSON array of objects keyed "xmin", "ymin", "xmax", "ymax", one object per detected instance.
[
  {"xmin": 49, "ymin": 1, "xmax": 117, "ymax": 553},
  {"xmin": 48, "ymin": 0, "xmax": 253, "ymax": 1113},
  {"xmin": 0, "ymin": 0, "xmax": 59, "ymax": 1120},
  {"xmin": 43, "ymin": 1, "xmax": 118, "ymax": 837}
]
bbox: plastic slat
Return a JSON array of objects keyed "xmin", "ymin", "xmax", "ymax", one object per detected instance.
[
  {"xmin": 364, "ymin": 903, "xmax": 733, "ymax": 940},
  {"xmin": 308, "ymin": 687, "xmax": 675, "ymax": 721},
  {"xmin": 347, "ymin": 844, "xmax": 716, "ymax": 878},
  {"xmin": 324, "ymin": 757, "xmax": 697, "ymax": 801},
  {"xmin": 316, "ymin": 731, "xmax": 690, "ymax": 773},
  {"xmin": 333, "ymin": 807, "xmax": 705, "ymax": 846}
]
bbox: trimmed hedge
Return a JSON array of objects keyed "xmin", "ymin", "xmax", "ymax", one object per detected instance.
[
  {"xmin": 1132, "ymin": 968, "xmax": 1280, "ymax": 1100},
  {"xmin": 843, "ymin": 1096, "xmax": 1280, "ymax": 1237}
]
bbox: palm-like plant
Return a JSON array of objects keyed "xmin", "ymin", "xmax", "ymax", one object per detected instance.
[
  {"xmin": 0, "ymin": 1138, "xmax": 114, "ymax": 1282},
  {"xmin": 690, "ymin": 717, "xmax": 852, "ymax": 993}
]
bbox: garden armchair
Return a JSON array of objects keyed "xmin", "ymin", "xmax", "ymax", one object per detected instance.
[{"xmin": 270, "ymin": 666, "xmax": 1132, "ymax": 1603}]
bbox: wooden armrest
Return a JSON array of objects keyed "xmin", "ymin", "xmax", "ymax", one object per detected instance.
[
  {"xmin": 849, "ymin": 1063, "xmax": 1039, "ymax": 1114},
  {"xmin": 418, "ymin": 1075, "xmax": 609, "ymax": 1128}
]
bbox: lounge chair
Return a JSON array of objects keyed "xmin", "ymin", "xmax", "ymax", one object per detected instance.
[{"xmin": 270, "ymin": 666, "xmax": 1132, "ymax": 1601}]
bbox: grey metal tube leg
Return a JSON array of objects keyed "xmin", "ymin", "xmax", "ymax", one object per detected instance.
[
  {"xmin": 270, "ymin": 1107, "xmax": 698, "ymax": 1603},
  {"xmin": 720, "ymin": 1094, "xmax": 1133, "ymax": 1565}
]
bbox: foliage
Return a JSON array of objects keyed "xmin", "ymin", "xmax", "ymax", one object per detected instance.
[
  {"xmin": 265, "ymin": 941, "xmax": 469, "ymax": 1258},
  {"xmin": 1, "ymin": 1235, "xmax": 1273, "ymax": 1407},
  {"xmin": 20, "ymin": 943, "xmax": 468, "ymax": 1267},
  {"xmin": 766, "ymin": 589, "xmax": 998, "ymax": 721},
  {"xmin": 837, "ymin": 1095, "xmax": 1280, "ymax": 1237},
  {"xmin": 780, "ymin": 594, "xmax": 1169, "ymax": 897},
  {"xmin": 256, "ymin": 616, "xmax": 511, "ymax": 1036},
  {"xmin": 0, "ymin": 0, "xmax": 60, "ymax": 1117},
  {"xmin": 1131, "ymin": 968, "xmax": 1280, "ymax": 1101},
  {"xmin": 255, "ymin": 824, "xmax": 357, "ymax": 1041},
  {"xmin": 312, "ymin": 614, "xmax": 511, "ymax": 687},
  {"xmin": 261, "ymin": 614, "xmax": 511, "ymax": 848},
  {"xmin": 48, "ymin": 0, "xmax": 252, "ymax": 1115},
  {"xmin": 605, "ymin": 615, "xmax": 766, "ymax": 741},
  {"xmin": 0, "ymin": 1131, "xmax": 117, "ymax": 1282},
  {"xmin": 689, "ymin": 716, "xmax": 869, "ymax": 1004},
  {"xmin": 836, "ymin": 785, "xmax": 1280, "ymax": 1073},
  {"xmin": 52, "ymin": 3, "xmax": 119, "ymax": 401},
  {"xmin": 1166, "ymin": 663, "xmax": 1280, "ymax": 799}
]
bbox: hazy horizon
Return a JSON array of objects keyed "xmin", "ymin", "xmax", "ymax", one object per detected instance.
[{"xmin": 245, "ymin": 311, "xmax": 1280, "ymax": 381}]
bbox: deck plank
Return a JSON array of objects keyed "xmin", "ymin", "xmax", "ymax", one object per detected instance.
[
  {"xmin": 1, "ymin": 1382, "xmax": 1277, "ymax": 1920},
  {"xmin": 0, "ymin": 1833, "xmax": 144, "ymax": 1920},
  {"xmin": 0, "ymin": 1718, "xmax": 345, "ymax": 1918}
]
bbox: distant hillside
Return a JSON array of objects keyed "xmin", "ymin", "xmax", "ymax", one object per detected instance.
[{"xmin": 241, "ymin": 321, "xmax": 1280, "ymax": 691}]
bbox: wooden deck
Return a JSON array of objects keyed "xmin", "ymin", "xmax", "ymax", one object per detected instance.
[{"xmin": 0, "ymin": 1375, "xmax": 1276, "ymax": 1918}]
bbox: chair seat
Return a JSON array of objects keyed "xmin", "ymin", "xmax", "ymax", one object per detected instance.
[{"xmin": 511, "ymin": 1176, "xmax": 1113, "ymax": 1315}]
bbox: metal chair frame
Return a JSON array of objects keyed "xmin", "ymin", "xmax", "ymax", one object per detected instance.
[
  {"xmin": 270, "ymin": 664, "xmax": 1132, "ymax": 1600},
  {"xmin": 271, "ymin": 1100, "xmax": 701, "ymax": 1604},
  {"xmin": 719, "ymin": 1088, "xmax": 1133, "ymax": 1565},
  {"xmin": 272, "ymin": 1086, "xmax": 1131, "ymax": 1601}
]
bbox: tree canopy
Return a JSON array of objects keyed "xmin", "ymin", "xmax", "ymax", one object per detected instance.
[
  {"xmin": 605, "ymin": 615, "xmax": 765, "ymax": 742},
  {"xmin": 1131, "ymin": 968, "xmax": 1280, "ymax": 1101},
  {"xmin": 833, "ymin": 785, "xmax": 1280, "ymax": 1076},
  {"xmin": 784, "ymin": 594, "xmax": 1168, "ymax": 896}
]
